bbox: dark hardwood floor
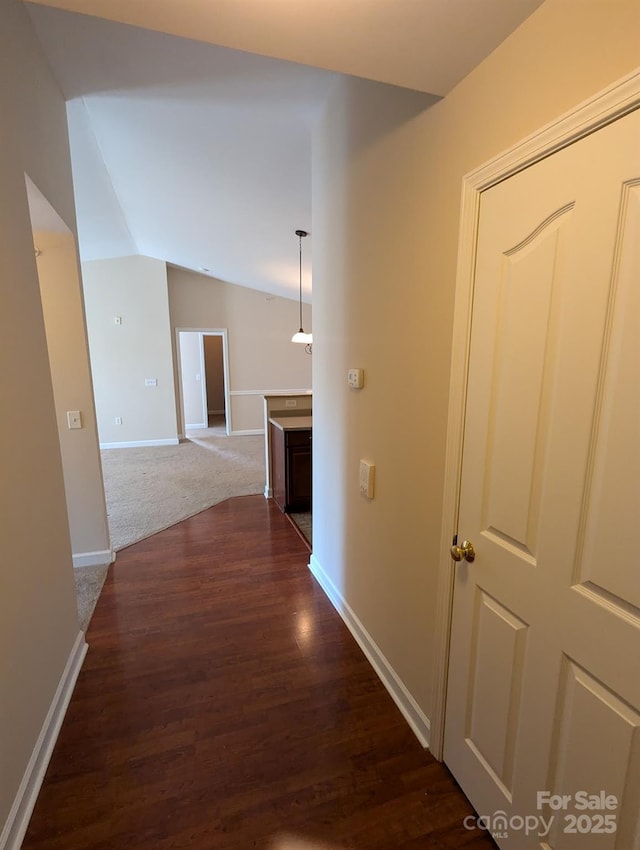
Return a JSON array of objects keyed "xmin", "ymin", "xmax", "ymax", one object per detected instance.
[{"xmin": 23, "ymin": 496, "xmax": 494, "ymax": 849}]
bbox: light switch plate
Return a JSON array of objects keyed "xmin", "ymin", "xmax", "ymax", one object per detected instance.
[
  {"xmin": 67, "ymin": 410, "xmax": 82, "ymax": 429},
  {"xmin": 348, "ymin": 368, "xmax": 364, "ymax": 389},
  {"xmin": 359, "ymin": 459, "xmax": 375, "ymax": 499}
]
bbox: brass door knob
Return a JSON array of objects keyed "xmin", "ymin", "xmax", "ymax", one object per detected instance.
[{"xmin": 451, "ymin": 540, "xmax": 475, "ymax": 562}]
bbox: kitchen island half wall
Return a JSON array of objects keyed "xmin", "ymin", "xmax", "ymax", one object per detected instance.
[
  {"xmin": 263, "ymin": 393, "xmax": 312, "ymax": 498},
  {"xmin": 269, "ymin": 415, "xmax": 312, "ymax": 513}
]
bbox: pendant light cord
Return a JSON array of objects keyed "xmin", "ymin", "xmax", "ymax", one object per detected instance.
[
  {"xmin": 298, "ymin": 231, "xmax": 303, "ymax": 330},
  {"xmin": 295, "ymin": 229, "xmax": 308, "ymax": 332},
  {"xmin": 291, "ymin": 229, "xmax": 311, "ymax": 352}
]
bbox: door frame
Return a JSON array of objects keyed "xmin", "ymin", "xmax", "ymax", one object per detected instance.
[
  {"xmin": 175, "ymin": 327, "xmax": 232, "ymax": 436},
  {"xmin": 429, "ymin": 67, "xmax": 640, "ymax": 761}
]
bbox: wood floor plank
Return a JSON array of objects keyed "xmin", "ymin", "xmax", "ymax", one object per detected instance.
[{"xmin": 22, "ymin": 496, "xmax": 494, "ymax": 849}]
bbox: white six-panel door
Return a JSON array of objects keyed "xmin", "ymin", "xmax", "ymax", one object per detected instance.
[{"xmin": 444, "ymin": 107, "xmax": 640, "ymax": 849}]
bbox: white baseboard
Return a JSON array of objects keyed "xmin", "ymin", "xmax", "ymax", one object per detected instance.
[
  {"xmin": 0, "ymin": 631, "xmax": 87, "ymax": 850},
  {"xmin": 309, "ymin": 554, "xmax": 431, "ymax": 750},
  {"xmin": 230, "ymin": 429, "xmax": 263, "ymax": 436},
  {"xmin": 100, "ymin": 438, "xmax": 180, "ymax": 449},
  {"xmin": 230, "ymin": 389, "xmax": 311, "ymax": 396},
  {"xmin": 72, "ymin": 548, "xmax": 114, "ymax": 569}
]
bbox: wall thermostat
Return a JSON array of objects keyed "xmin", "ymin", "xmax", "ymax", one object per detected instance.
[{"xmin": 347, "ymin": 368, "xmax": 364, "ymax": 389}]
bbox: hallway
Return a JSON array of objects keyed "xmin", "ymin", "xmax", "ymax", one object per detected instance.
[{"xmin": 23, "ymin": 496, "xmax": 493, "ymax": 849}]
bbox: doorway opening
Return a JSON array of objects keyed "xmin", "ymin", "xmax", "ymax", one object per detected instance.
[
  {"xmin": 25, "ymin": 174, "xmax": 112, "ymax": 628},
  {"xmin": 177, "ymin": 329, "xmax": 231, "ymax": 437}
]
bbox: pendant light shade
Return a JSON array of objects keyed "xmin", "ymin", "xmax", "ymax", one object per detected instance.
[{"xmin": 292, "ymin": 229, "xmax": 312, "ymax": 352}]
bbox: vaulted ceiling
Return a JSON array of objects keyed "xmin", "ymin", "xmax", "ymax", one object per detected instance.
[{"xmin": 25, "ymin": 0, "xmax": 543, "ymax": 299}]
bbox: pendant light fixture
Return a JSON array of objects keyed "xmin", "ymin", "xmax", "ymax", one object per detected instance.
[{"xmin": 291, "ymin": 229, "xmax": 312, "ymax": 354}]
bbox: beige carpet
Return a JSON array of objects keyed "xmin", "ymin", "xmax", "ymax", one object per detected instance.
[
  {"xmin": 103, "ymin": 433, "xmax": 265, "ymax": 551},
  {"xmin": 75, "ymin": 431, "xmax": 265, "ymax": 630},
  {"xmin": 289, "ymin": 511, "xmax": 312, "ymax": 546},
  {"xmin": 74, "ymin": 564, "xmax": 110, "ymax": 631}
]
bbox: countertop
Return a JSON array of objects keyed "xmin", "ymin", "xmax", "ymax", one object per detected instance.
[{"xmin": 269, "ymin": 415, "xmax": 312, "ymax": 432}]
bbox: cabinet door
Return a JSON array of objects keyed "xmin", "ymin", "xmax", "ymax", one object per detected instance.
[{"xmin": 286, "ymin": 434, "xmax": 311, "ymax": 511}]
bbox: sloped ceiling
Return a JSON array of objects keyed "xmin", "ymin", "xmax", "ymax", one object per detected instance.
[{"xmin": 25, "ymin": 0, "xmax": 543, "ymax": 299}]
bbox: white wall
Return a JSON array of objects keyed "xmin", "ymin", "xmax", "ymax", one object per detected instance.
[
  {"xmin": 35, "ymin": 227, "xmax": 111, "ymax": 564},
  {"xmin": 311, "ymin": 0, "xmax": 640, "ymax": 739},
  {"xmin": 82, "ymin": 255, "xmax": 179, "ymax": 447},
  {"xmin": 168, "ymin": 267, "xmax": 312, "ymax": 433},
  {"xmin": 0, "ymin": 0, "xmax": 98, "ymax": 842}
]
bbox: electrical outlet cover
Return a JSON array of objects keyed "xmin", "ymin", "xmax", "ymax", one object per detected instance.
[{"xmin": 348, "ymin": 368, "xmax": 364, "ymax": 389}]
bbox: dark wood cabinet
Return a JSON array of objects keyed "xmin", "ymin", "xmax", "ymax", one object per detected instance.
[{"xmin": 270, "ymin": 420, "xmax": 312, "ymax": 512}]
